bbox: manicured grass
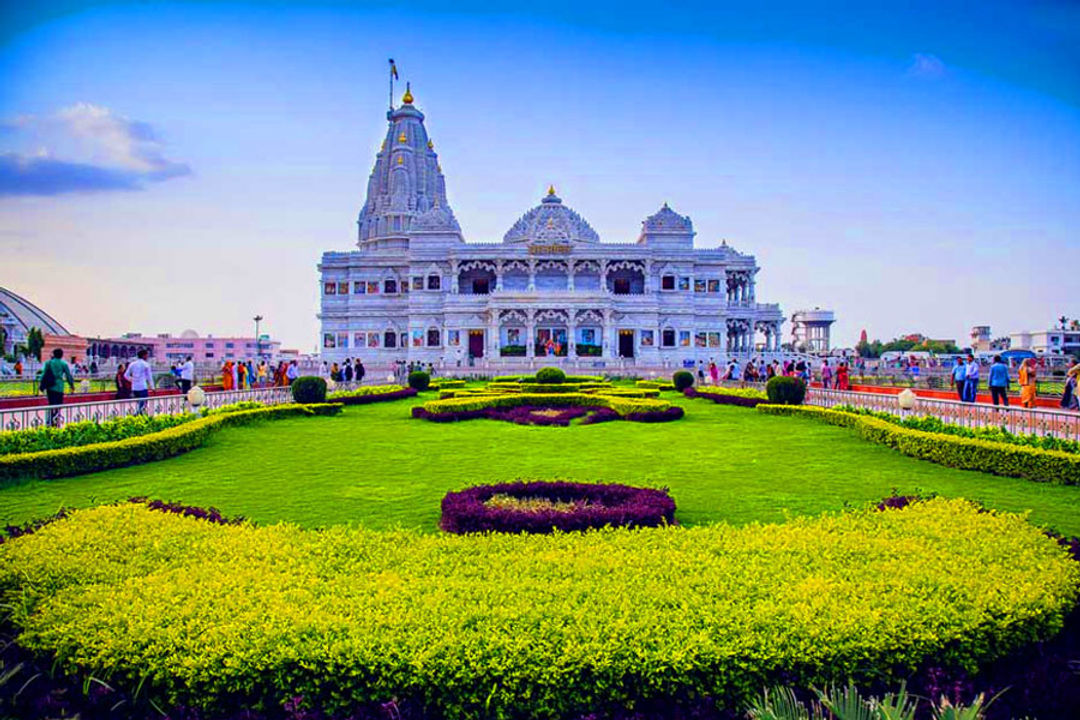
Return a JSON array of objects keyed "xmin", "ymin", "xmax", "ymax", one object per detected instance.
[{"xmin": 2, "ymin": 395, "xmax": 1079, "ymax": 535}]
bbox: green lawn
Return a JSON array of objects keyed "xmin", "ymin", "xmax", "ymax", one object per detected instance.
[{"xmin": 2, "ymin": 394, "xmax": 1079, "ymax": 535}]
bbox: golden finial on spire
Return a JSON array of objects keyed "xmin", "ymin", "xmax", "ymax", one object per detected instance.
[
  {"xmin": 398, "ymin": 131, "xmax": 407, "ymax": 143},
  {"xmin": 402, "ymin": 82, "xmax": 413, "ymax": 105},
  {"xmin": 547, "ymin": 184, "xmax": 556, "ymax": 196},
  {"xmin": 427, "ymin": 139, "xmax": 434, "ymax": 149}
]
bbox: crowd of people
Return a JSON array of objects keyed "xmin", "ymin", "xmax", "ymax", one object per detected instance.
[
  {"xmin": 695, "ymin": 357, "xmax": 853, "ymax": 390},
  {"xmin": 326, "ymin": 358, "xmax": 368, "ymax": 383},
  {"xmin": 219, "ymin": 358, "xmax": 301, "ymax": 390}
]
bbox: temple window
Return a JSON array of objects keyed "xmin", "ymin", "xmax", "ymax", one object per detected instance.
[
  {"xmin": 412, "ymin": 277, "xmax": 423, "ymax": 290},
  {"xmin": 427, "ymin": 328, "xmax": 441, "ymax": 347},
  {"xmin": 679, "ymin": 331, "xmax": 691, "ymax": 347},
  {"xmin": 384, "ymin": 279, "xmax": 397, "ymax": 294},
  {"xmin": 661, "ymin": 275, "xmax": 676, "ymax": 291},
  {"xmin": 338, "ymin": 282, "xmax": 349, "ymax": 294},
  {"xmin": 427, "ymin": 275, "xmax": 441, "ymax": 290},
  {"xmin": 367, "ymin": 281, "xmax": 380, "ymax": 294},
  {"xmin": 679, "ymin": 277, "xmax": 690, "ymax": 291},
  {"xmin": 708, "ymin": 279, "xmax": 721, "ymax": 293},
  {"xmin": 662, "ymin": 329, "xmax": 676, "ymax": 347},
  {"xmin": 695, "ymin": 279, "xmax": 706, "ymax": 293},
  {"xmin": 354, "ymin": 281, "xmax": 365, "ymax": 294},
  {"xmin": 324, "ymin": 282, "xmax": 337, "ymax": 295},
  {"xmin": 383, "ymin": 332, "xmax": 397, "ymax": 348}
]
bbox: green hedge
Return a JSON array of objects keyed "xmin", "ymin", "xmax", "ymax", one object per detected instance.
[
  {"xmin": 0, "ymin": 404, "xmax": 343, "ymax": 483},
  {"xmin": 1, "ymin": 499, "xmax": 1075, "ymax": 718},
  {"xmin": 757, "ymin": 404, "xmax": 1080, "ymax": 485},
  {"xmin": 429, "ymin": 380, "xmax": 467, "ymax": 390},
  {"xmin": 636, "ymin": 380, "xmax": 676, "ymax": 391},
  {"xmin": 692, "ymin": 386, "xmax": 768, "ymax": 401},
  {"xmin": 492, "ymin": 374, "xmax": 605, "ymax": 384},
  {"xmin": 421, "ymin": 392, "xmax": 670, "ymax": 416},
  {"xmin": 291, "ymin": 376, "xmax": 327, "ymax": 404}
]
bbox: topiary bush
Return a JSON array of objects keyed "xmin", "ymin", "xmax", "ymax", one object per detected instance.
[
  {"xmin": 672, "ymin": 370, "xmax": 694, "ymax": 391},
  {"xmin": 766, "ymin": 375, "xmax": 806, "ymax": 405},
  {"xmin": 291, "ymin": 376, "xmax": 327, "ymax": 404},
  {"xmin": 407, "ymin": 371, "xmax": 431, "ymax": 391},
  {"xmin": 534, "ymin": 367, "xmax": 566, "ymax": 384}
]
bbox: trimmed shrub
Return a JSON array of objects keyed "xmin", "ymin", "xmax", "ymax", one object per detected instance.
[
  {"xmin": 636, "ymin": 379, "xmax": 676, "ymax": 391},
  {"xmin": 429, "ymin": 379, "xmax": 467, "ymax": 391},
  {"xmin": 0, "ymin": 404, "xmax": 343, "ymax": 482},
  {"xmin": 291, "ymin": 376, "xmax": 327, "ymax": 404},
  {"xmin": 440, "ymin": 481, "xmax": 676, "ymax": 534},
  {"xmin": 535, "ymin": 367, "xmax": 567, "ymax": 384},
  {"xmin": 1, "ymin": 500, "xmax": 1075, "ymax": 719},
  {"xmin": 407, "ymin": 371, "xmax": 431, "ymax": 391},
  {"xmin": 328, "ymin": 386, "xmax": 418, "ymax": 405},
  {"xmin": 0, "ymin": 413, "xmax": 198, "ymax": 456},
  {"xmin": 685, "ymin": 386, "xmax": 768, "ymax": 408},
  {"xmin": 766, "ymin": 375, "xmax": 806, "ymax": 405},
  {"xmin": 672, "ymin": 370, "xmax": 694, "ymax": 391},
  {"xmin": 757, "ymin": 404, "xmax": 1080, "ymax": 485}
]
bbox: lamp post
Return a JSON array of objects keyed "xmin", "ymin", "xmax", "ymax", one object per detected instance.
[
  {"xmin": 897, "ymin": 388, "xmax": 916, "ymax": 416},
  {"xmin": 253, "ymin": 315, "xmax": 264, "ymax": 360}
]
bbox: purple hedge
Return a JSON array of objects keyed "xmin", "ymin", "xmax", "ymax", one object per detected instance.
[
  {"xmin": 683, "ymin": 388, "xmax": 764, "ymax": 408},
  {"xmin": 412, "ymin": 404, "xmax": 682, "ymax": 426},
  {"xmin": 440, "ymin": 480, "xmax": 677, "ymax": 534}
]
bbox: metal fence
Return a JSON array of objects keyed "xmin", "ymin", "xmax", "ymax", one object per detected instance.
[
  {"xmin": 807, "ymin": 386, "xmax": 1080, "ymax": 442},
  {"xmin": 707, "ymin": 379, "xmax": 1080, "ymax": 441},
  {"xmin": 0, "ymin": 382, "xmax": 365, "ymax": 433}
]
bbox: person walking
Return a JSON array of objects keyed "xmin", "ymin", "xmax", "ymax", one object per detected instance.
[
  {"xmin": 179, "ymin": 355, "xmax": 195, "ymax": 395},
  {"xmin": 708, "ymin": 361, "xmax": 719, "ymax": 385},
  {"xmin": 1061, "ymin": 365, "xmax": 1080, "ymax": 412},
  {"xmin": 124, "ymin": 349, "xmax": 155, "ymax": 414},
  {"xmin": 237, "ymin": 361, "xmax": 248, "ymax": 390},
  {"xmin": 344, "ymin": 359, "xmax": 354, "ymax": 383},
  {"xmin": 1018, "ymin": 358, "xmax": 1038, "ymax": 409},
  {"xmin": 962, "ymin": 355, "xmax": 979, "ymax": 403},
  {"xmin": 355, "ymin": 359, "xmax": 365, "ymax": 384},
  {"xmin": 820, "ymin": 360, "xmax": 833, "ymax": 389},
  {"xmin": 257, "ymin": 361, "xmax": 268, "ymax": 387},
  {"xmin": 221, "ymin": 360, "xmax": 234, "ymax": 391},
  {"xmin": 951, "ymin": 357, "xmax": 967, "ymax": 401},
  {"xmin": 114, "ymin": 362, "xmax": 132, "ymax": 400},
  {"xmin": 286, "ymin": 360, "xmax": 299, "ymax": 385},
  {"xmin": 39, "ymin": 348, "xmax": 75, "ymax": 427},
  {"xmin": 836, "ymin": 361, "xmax": 850, "ymax": 391},
  {"xmin": 988, "ymin": 355, "xmax": 1010, "ymax": 407}
]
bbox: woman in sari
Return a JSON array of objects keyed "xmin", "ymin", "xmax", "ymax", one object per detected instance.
[
  {"xmin": 836, "ymin": 362, "xmax": 850, "ymax": 391},
  {"xmin": 1018, "ymin": 358, "xmax": 1037, "ymax": 408},
  {"xmin": 115, "ymin": 363, "xmax": 132, "ymax": 400},
  {"xmin": 221, "ymin": 361, "xmax": 234, "ymax": 391},
  {"xmin": 237, "ymin": 362, "xmax": 248, "ymax": 389}
]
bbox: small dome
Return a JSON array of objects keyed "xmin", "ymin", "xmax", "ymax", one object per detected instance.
[
  {"xmin": 642, "ymin": 203, "xmax": 693, "ymax": 233},
  {"xmin": 180, "ymin": 329, "xmax": 199, "ymax": 339},
  {"xmin": 503, "ymin": 189, "xmax": 599, "ymax": 244}
]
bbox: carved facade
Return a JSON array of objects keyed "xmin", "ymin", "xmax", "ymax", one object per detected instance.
[{"xmin": 318, "ymin": 90, "xmax": 784, "ymax": 365}]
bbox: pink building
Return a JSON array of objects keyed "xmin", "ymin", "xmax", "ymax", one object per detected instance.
[{"xmin": 92, "ymin": 330, "xmax": 285, "ymax": 365}]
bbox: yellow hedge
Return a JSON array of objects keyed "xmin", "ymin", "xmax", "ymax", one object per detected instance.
[
  {"xmin": 0, "ymin": 404, "xmax": 342, "ymax": 482},
  {"xmin": 757, "ymin": 404, "xmax": 1080, "ymax": 485},
  {"xmin": 1, "ymin": 499, "xmax": 1075, "ymax": 718}
]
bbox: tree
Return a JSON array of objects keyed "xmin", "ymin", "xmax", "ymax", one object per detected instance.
[{"xmin": 26, "ymin": 327, "xmax": 44, "ymax": 361}]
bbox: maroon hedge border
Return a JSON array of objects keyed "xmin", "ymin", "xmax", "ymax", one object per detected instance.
[
  {"xmin": 683, "ymin": 387, "xmax": 764, "ymax": 408},
  {"xmin": 412, "ymin": 405, "xmax": 683, "ymax": 425},
  {"xmin": 440, "ymin": 480, "xmax": 677, "ymax": 534},
  {"xmin": 333, "ymin": 388, "xmax": 418, "ymax": 405}
]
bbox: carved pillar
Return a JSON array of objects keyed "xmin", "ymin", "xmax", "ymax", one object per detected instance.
[
  {"xmin": 567, "ymin": 261, "xmax": 575, "ymax": 292},
  {"xmin": 450, "ymin": 260, "xmax": 459, "ymax": 294},
  {"xmin": 600, "ymin": 261, "xmax": 609, "ymax": 294},
  {"xmin": 567, "ymin": 312, "xmax": 576, "ymax": 357},
  {"xmin": 494, "ymin": 261, "xmax": 503, "ymax": 292},
  {"xmin": 527, "ymin": 260, "xmax": 536, "ymax": 292},
  {"xmin": 602, "ymin": 309, "xmax": 613, "ymax": 359},
  {"xmin": 489, "ymin": 312, "xmax": 499, "ymax": 358},
  {"xmin": 526, "ymin": 309, "xmax": 535, "ymax": 359},
  {"xmin": 643, "ymin": 259, "xmax": 652, "ymax": 294}
]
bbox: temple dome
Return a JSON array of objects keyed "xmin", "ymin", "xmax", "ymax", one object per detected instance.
[
  {"xmin": 0, "ymin": 286, "xmax": 69, "ymax": 336},
  {"xmin": 503, "ymin": 188, "xmax": 600, "ymax": 244},
  {"xmin": 642, "ymin": 203, "xmax": 693, "ymax": 234}
]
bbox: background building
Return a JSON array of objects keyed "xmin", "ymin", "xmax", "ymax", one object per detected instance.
[
  {"xmin": 790, "ymin": 308, "xmax": 836, "ymax": 353},
  {"xmin": 90, "ymin": 330, "xmax": 286, "ymax": 365}
]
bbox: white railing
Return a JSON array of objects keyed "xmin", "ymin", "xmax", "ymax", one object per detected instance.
[
  {"xmin": 701, "ymin": 379, "xmax": 1080, "ymax": 441},
  {"xmin": 805, "ymin": 386, "xmax": 1080, "ymax": 442},
  {"xmin": 0, "ymin": 382, "xmax": 364, "ymax": 433}
]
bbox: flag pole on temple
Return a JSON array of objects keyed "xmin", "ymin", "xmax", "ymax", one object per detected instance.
[{"xmin": 388, "ymin": 58, "xmax": 399, "ymax": 111}]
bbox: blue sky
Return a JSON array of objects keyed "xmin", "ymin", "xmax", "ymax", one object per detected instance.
[{"xmin": 1, "ymin": 1, "xmax": 1077, "ymax": 351}]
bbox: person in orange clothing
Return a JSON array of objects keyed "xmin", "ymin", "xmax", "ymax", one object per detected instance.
[
  {"xmin": 221, "ymin": 360, "xmax": 234, "ymax": 391},
  {"xmin": 1018, "ymin": 357, "xmax": 1037, "ymax": 408},
  {"xmin": 236, "ymin": 361, "xmax": 248, "ymax": 389}
]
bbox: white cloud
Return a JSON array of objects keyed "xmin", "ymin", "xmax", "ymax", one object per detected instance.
[
  {"xmin": 907, "ymin": 53, "xmax": 946, "ymax": 78},
  {"xmin": 0, "ymin": 104, "xmax": 190, "ymax": 196}
]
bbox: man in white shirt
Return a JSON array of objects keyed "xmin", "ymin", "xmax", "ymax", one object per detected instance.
[
  {"xmin": 286, "ymin": 360, "xmax": 299, "ymax": 385},
  {"xmin": 179, "ymin": 356, "xmax": 195, "ymax": 394},
  {"xmin": 124, "ymin": 349, "xmax": 155, "ymax": 414}
]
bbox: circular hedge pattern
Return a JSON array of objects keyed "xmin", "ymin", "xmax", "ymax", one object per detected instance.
[{"xmin": 440, "ymin": 481, "xmax": 676, "ymax": 534}]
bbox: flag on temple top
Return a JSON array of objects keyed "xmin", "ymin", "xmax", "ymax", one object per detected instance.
[{"xmin": 389, "ymin": 59, "xmax": 398, "ymax": 79}]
